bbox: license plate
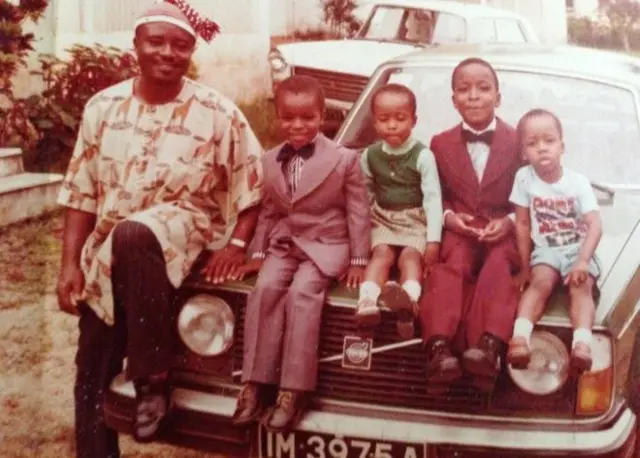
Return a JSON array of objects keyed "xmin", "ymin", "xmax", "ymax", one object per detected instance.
[{"xmin": 259, "ymin": 427, "xmax": 427, "ymax": 458}]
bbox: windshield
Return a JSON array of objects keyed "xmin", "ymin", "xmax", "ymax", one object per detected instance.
[
  {"xmin": 358, "ymin": 6, "xmax": 466, "ymax": 44},
  {"xmin": 340, "ymin": 65, "xmax": 640, "ymax": 188}
]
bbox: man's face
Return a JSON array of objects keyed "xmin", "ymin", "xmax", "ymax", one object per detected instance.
[
  {"xmin": 276, "ymin": 91, "xmax": 323, "ymax": 148},
  {"xmin": 452, "ymin": 63, "xmax": 501, "ymax": 131},
  {"xmin": 134, "ymin": 23, "xmax": 196, "ymax": 84},
  {"xmin": 372, "ymin": 91, "xmax": 416, "ymax": 148}
]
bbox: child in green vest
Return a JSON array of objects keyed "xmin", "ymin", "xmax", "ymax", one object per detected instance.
[{"xmin": 355, "ymin": 83, "xmax": 443, "ymax": 339}]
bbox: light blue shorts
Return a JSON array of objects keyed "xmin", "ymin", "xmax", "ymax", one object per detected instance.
[{"xmin": 531, "ymin": 245, "xmax": 601, "ymax": 280}]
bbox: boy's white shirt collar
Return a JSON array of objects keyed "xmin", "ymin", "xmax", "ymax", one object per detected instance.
[
  {"xmin": 381, "ymin": 137, "xmax": 417, "ymax": 156},
  {"xmin": 462, "ymin": 117, "xmax": 497, "ymax": 135}
]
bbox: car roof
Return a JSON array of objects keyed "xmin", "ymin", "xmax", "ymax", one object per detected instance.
[
  {"xmin": 361, "ymin": 0, "xmax": 525, "ymax": 19},
  {"xmin": 384, "ymin": 43, "xmax": 640, "ymax": 87}
]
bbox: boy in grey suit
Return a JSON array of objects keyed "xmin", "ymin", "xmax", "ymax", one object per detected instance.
[{"xmin": 231, "ymin": 75, "xmax": 371, "ymax": 432}]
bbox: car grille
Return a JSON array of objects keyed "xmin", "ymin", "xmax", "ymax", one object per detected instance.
[
  {"xmin": 292, "ymin": 67, "xmax": 369, "ymax": 103},
  {"xmin": 231, "ymin": 295, "xmax": 489, "ymax": 414}
]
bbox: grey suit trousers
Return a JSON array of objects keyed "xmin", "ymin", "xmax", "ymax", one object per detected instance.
[{"xmin": 242, "ymin": 242, "xmax": 331, "ymax": 391}]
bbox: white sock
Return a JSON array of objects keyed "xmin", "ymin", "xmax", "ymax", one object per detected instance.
[
  {"xmin": 359, "ymin": 281, "xmax": 381, "ymax": 301},
  {"xmin": 512, "ymin": 318, "xmax": 534, "ymax": 343},
  {"xmin": 402, "ymin": 280, "xmax": 422, "ymax": 302},
  {"xmin": 572, "ymin": 328, "xmax": 592, "ymax": 348}
]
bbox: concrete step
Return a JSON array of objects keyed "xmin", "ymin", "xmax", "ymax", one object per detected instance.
[
  {"xmin": 0, "ymin": 148, "xmax": 25, "ymax": 178},
  {"xmin": 0, "ymin": 172, "xmax": 64, "ymax": 227}
]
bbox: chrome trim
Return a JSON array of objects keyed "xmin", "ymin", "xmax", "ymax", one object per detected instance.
[{"xmin": 109, "ymin": 376, "xmax": 636, "ymax": 451}]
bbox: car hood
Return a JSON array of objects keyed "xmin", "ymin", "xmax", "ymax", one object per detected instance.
[{"xmin": 277, "ymin": 39, "xmax": 422, "ymax": 76}]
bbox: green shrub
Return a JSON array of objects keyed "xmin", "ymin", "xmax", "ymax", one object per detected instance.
[{"xmin": 238, "ymin": 98, "xmax": 280, "ymax": 150}]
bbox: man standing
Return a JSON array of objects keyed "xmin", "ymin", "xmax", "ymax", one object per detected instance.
[{"xmin": 55, "ymin": 1, "xmax": 263, "ymax": 456}]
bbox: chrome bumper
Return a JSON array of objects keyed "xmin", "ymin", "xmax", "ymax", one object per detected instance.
[{"xmin": 105, "ymin": 374, "xmax": 636, "ymax": 456}]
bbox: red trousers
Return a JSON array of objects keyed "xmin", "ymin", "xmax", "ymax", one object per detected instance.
[{"xmin": 419, "ymin": 231, "xmax": 520, "ymax": 349}]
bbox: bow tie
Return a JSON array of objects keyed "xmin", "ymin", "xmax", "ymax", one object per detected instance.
[
  {"xmin": 276, "ymin": 142, "xmax": 315, "ymax": 163},
  {"xmin": 462, "ymin": 129, "xmax": 494, "ymax": 145}
]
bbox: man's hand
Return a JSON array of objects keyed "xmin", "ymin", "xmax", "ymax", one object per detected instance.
[
  {"xmin": 231, "ymin": 258, "xmax": 264, "ymax": 281},
  {"xmin": 422, "ymin": 242, "xmax": 440, "ymax": 279},
  {"xmin": 445, "ymin": 212, "xmax": 482, "ymax": 238},
  {"xmin": 344, "ymin": 266, "xmax": 365, "ymax": 289},
  {"xmin": 201, "ymin": 244, "xmax": 246, "ymax": 284},
  {"xmin": 479, "ymin": 216, "xmax": 513, "ymax": 243},
  {"xmin": 56, "ymin": 264, "xmax": 85, "ymax": 316},
  {"xmin": 513, "ymin": 268, "xmax": 530, "ymax": 292},
  {"xmin": 565, "ymin": 260, "xmax": 590, "ymax": 287}
]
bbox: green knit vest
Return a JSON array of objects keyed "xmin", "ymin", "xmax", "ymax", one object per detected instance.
[{"xmin": 367, "ymin": 140, "xmax": 424, "ymax": 210}]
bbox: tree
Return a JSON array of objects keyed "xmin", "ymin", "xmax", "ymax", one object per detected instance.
[
  {"xmin": 602, "ymin": 0, "xmax": 640, "ymax": 51},
  {"xmin": 321, "ymin": 0, "xmax": 362, "ymax": 38},
  {"xmin": 0, "ymin": 0, "xmax": 49, "ymax": 149}
]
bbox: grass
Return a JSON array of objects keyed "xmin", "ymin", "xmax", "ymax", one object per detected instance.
[{"xmin": 0, "ymin": 212, "xmax": 215, "ymax": 457}]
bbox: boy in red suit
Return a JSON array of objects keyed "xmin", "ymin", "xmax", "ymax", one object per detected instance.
[
  {"xmin": 231, "ymin": 75, "xmax": 371, "ymax": 431},
  {"xmin": 419, "ymin": 58, "xmax": 524, "ymax": 392}
]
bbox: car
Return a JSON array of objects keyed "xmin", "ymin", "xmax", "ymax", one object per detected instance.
[
  {"xmin": 268, "ymin": 0, "xmax": 540, "ymax": 133},
  {"xmin": 105, "ymin": 44, "xmax": 640, "ymax": 457}
]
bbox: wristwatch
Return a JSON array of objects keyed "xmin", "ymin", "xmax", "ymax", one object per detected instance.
[{"xmin": 228, "ymin": 237, "xmax": 246, "ymax": 249}]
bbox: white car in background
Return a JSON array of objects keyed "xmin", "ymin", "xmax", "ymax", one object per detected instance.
[{"xmin": 268, "ymin": 0, "xmax": 540, "ymax": 132}]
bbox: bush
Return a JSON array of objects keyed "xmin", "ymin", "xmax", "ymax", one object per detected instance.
[
  {"xmin": 238, "ymin": 98, "xmax": 279, "ymax": 149},
  {"xmin": 567, "ymin": 16, "xmax": 640, "ymax": 52},
  {"xmin": 24, "ymin": 45, "xmax": 199, "ymax": 173}
]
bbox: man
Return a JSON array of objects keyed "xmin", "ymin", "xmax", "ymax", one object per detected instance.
[{"xmin": 55, "ymin": 1, "xmax": 263, "ymax": 457}]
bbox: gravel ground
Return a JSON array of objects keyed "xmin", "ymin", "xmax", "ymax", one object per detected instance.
[{"xmin": 0, "ymin": 211, "xmax": 215, "ymax": 457}]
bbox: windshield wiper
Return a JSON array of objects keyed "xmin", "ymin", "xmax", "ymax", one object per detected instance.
[{"xmin": 591, "ymin": 182, "xmax": 616, "ymax": 204}]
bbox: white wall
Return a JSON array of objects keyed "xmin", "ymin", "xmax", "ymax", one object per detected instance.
[
  {"xmin": 572, "ymin": 0, "xmax": 600, "ymax": 17},
  {"xmin": 53, "ymin": 0, "xmax": 271, "ymax": 103},
  {"xmin": 270, "ymin": 0, "xmax": 326, "ymax": 36},
  {"xmin": 484, "ymin": 0, "xmax": 568, "ymax": 44}
]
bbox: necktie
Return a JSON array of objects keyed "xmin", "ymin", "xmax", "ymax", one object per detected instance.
[
  {"xmin": 276, "ymin": 142, "xmax": 315, "ymax": 163},
  {"xmin": 462, "ymin": 129, "xmax": 494, "ymax": 145}
]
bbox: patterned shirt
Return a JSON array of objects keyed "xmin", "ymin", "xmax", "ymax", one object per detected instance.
[{"xmin": 57, "ymin": 77, "xmax": 264, "ymax": 325}]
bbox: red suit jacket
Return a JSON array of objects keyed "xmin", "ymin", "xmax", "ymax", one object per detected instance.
[
  {"xmin": 249, "ymin": 134, "xmax": 371, "ymax": 278},
  {"xmin": 430, "ymin": 118, "xmax": 523, "ymax": 226}
]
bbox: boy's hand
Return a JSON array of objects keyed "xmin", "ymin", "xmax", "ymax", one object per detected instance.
[
  {"xmin": 229, "ymin": 258, "xmax": 264, "ymax": 282},
  {"xmin": 344, "ymin": 266, "xmax": 365, "ymax": 289},
  {"xmin": 445, "ymin": 212, "xmax": 482, "ymax": 238},
  {"xmin": 479, "ymin": 216, "xmax": 513, "ymax": 243},
  {"xmin": 565, "ymin": 260, "xmax": 590, "ymax": 287},
  {"xmin": 513, "ymin": 268, "xmax": 530, "ymax": 292},
  {"xmin": 422, "ymin": 242, "xmax": 440, "ymax": 279},
  {"xmin": 201, "ymin": 244, "xmax": 246, "ymax": 283}
]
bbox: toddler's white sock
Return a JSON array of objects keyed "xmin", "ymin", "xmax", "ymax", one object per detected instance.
[
  {"xmin": 512, "ymin": 318, "xmax": 534, "ymax": 343},
  {"xmin": 359, "ymin": 281, "xmax": 381, "ymax": 301},
  {"xmin": 402, "ymin": 280, "xmax": 422, "ymax": 302},
  {"xmin": 572, "ymin": 328, "xmax": 592, "ymax": 348}
]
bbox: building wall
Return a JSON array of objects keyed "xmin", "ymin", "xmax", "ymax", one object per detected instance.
[
  {"xmin": 571, "ymin": 0, "xmax": 600, "ymax": 17},
  {"xmin": 53, "ymin": 0, "xmax": 271, "ymax": 103}
]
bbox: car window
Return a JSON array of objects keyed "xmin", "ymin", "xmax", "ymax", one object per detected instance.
[
  {"xmin": 495, "ymin": 19, "xmax": 527, "ymax": 43},
  {"xmin": 468, "ymin": 18, "xmax": 497, "ymax": 43},
  {"xmin": 362, "ymin": 6, "xmax": 405, "ymax": 39},
  {"xmin": 340, "ymin": 65, "xmax": 640, "ymax": 189},
  {"xmin": 431, "ymin": 12, "xmax": 466, "ymax": 44},
  {"xmin": 403, "ymin": 9, "xmax": 435, "ymax": 43}
]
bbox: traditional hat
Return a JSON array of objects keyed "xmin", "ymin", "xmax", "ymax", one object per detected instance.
[{"xmin": 134, "ymin": 0, "xmax": 220, "ymax": 43}]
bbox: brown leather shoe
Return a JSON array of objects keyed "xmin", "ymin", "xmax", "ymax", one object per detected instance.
[
  {"xmin": 425, "ymin": 337, "xmax": 462, "ymax": 384},
  {"xmin": 232, "ymin": 383, "xmax": 266, "ymax": 426},
  {"xmin": 463, "ymin": 333, "xmax": 505, "ymax": 378},
  {"xmin": 570, "ymin": 342, "xmax": 592, "ymax": 374},
  {"xmin": 263, "ymin": 390, "xmax": 308, "ymax": 432},
  {"xmin": 379, "ymin": 281, "xmax": 416, "ymax": 340},
  {"xmin": 507, "ymin": 336, "xmax": 532, "ymax": 369},
  {"xmin": 132, "ymin": 374, "xmax": 173, "ymax": 443}
]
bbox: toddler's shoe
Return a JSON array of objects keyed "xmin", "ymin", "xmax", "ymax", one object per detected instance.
[
  {"xmin": 570, "ymin": 342, "xmax": 592, "ymax": 374},
  {"xmin": 378, "ymin": 281, "xmax": 416, "ymax": 340},
  {"xmin": 507, "ymin": 336, "xmax": 532, "ymax": 369},
  {"xmin": 355, "ymin": 297, "xmax": 381, "ymax": 327}
]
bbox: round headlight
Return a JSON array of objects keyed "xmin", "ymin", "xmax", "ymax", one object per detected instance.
[
  {"xmin": 268, "ymin": 50, "xmax": 287, "ymax": 72},
  {"xmin": 507, "ymin": 330, "xmax": 570, "ymax": 396},
  {"xmin": 177, "ymin": 294, "xmax": 234, "ymax": 356}
]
